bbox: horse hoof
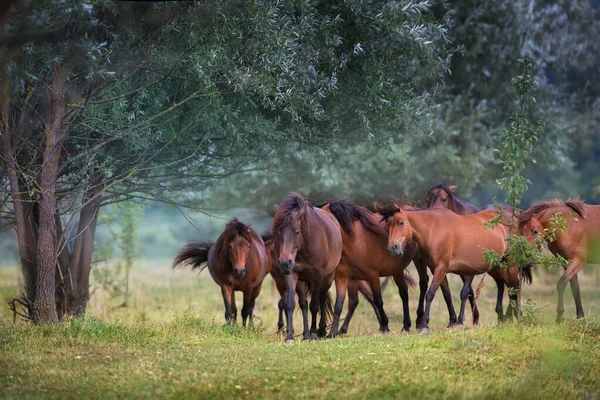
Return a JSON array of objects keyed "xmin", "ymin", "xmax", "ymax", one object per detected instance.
[
  {"xmin": 419, "ymin": 327, "xmax": 431, "ymax": 334},
  {"xmin": 309, "ymin": 332, "xmax": 319, "ymax": 341},
  {"xmin": 338, "ymin": 329, "xmax": 347, "ymax": 335},
  {"xmin": 317, "ymin": 330, "xmax": 327, "ymax": 338},
  {"xmin": 401, "ymin": 328, "xmax": 410, "ymax": 334},
  {"xmin": 326, "ymin": 333, "xmax": 336, "ymax": 339},
  {"xmin": 285, "ymin": 338, "xmax": 295, "ymax": 344}
]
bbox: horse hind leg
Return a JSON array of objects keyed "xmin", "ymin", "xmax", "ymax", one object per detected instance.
[
  {"xmin": 457, "ymin": 275, "xmax": 474, "ymax": 326},
  {"xmin": 339, "ymin": 280, "xmax": 362, "ymax": 335},
  {"xmin": 494, "ymin": 277, "xmax": 505, "ymax": 324},
  {"xmin": 569, "ymin": 273, "xmax": 584, "ymax": 319},
  {"xmin": 557, "ymin": 259, "xmax": 584, "ymax": 323},
  {"xmin": 327, "ymin": 276, "xmax": 348, "ymax": 338}
]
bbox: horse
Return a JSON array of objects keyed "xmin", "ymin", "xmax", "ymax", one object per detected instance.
[
  {"xmin": 377, "ymin": 203, "xmax": 532, "ymax": 332},
  {"xmin": 172, "ymin": 218, "xmax": 269, "ymax": 326},
  {"xmin": 315, "ymin": 200, "xmax": 418, "ymax": 336},
  {"xmin": 426, "ymin": 183, "xmax": 514, "ymax": 324},
  {"xmin": 518, "ymin": 199, "xmax": 600, "ymax": 323},
  {"xmin": 271, "ymin": 193, "xmax": 343, "ymax": 342},
  {"xmin": 265, "ymin": 230, "xmax": 379, "ymax": 336}
]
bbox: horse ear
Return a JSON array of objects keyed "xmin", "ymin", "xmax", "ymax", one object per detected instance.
[
  {"xmin": 449, "ymin": 185, "xmax": 457, "ymax": 192},
  {"xmin": 373, "ymin": 202, "xmax": 382, "ymax": 213},
  {"xmin": 273, "ymin": 204, "xmax": 279, "ymax": 213},
  {"xmin": 321, "ymin": 203, "xmax": 331, "ymax": 212}
]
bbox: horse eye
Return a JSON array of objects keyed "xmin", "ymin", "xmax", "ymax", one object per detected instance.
[
  {"xmin": 296, "ymin": 231, "xmax": 300, "ymax": 236},
  {"xmin": 248, "ymin": 244, "xmax": 251, "ymax": 249},
  {"xmin": 442, "ymin": 198, "xmax": 447, "ymax": 202},
  {"xmin": 399, "ymin": 221, "xmax": 404, "ymax": 226},
  {"xmin": 533, "ymin": 229, "xmax": 539, "ymax": 235}
]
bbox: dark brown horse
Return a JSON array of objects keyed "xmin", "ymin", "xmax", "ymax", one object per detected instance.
[
  {"xmin": 265, "ymin": 231, "xmax": 380, "ymax": 336},
  {"xmin": 317, "ymin": 201, "xmax": 418, "ymax": 336},
  {"xmin": 173, "ymin": 218, "xmax": 269, "ymax": 326},
  {"xmin": 271, "ymin": 193, "xmax": 343, "ymax": 342},
  {"xmin": 519, "ymin": 199, "xmax": 600, "ymax": 323},
  {"xmin": 378, "ymin": 203, "xmax": 531, "ymax": 332},
  {"xmin": 426, "ymin": 183, "xmax": 513, "ymax": 324}
]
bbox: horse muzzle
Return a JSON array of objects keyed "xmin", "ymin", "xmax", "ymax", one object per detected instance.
[
  {"xmin": 388, "ymin": 243, "xmax": 404, "ymax": 258},
  {"xmin": 233, "ymin": 268, "xmax": 247, "ymax": 279},
  {"xmin": 278, "ymin": 259, "xmax": 294, "ymax": 275}
]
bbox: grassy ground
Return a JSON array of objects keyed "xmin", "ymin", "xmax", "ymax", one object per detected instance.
[{"xmin": 1, "ymin": 262, "xmax": 600, "ymax": 399}]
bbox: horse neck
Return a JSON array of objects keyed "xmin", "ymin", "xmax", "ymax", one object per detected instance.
[
  {"xmin": 452, "ymin": 197, "xmax": 480, "ymax": 215},
  {"xmin": 299, "ymin": 207, "xmax": 319, "ymax": 252},
  {"xmin": 405, "ymin": 211, "xmax": 433, "ymax": 250}
]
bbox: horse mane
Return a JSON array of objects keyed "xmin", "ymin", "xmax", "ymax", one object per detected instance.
[
  {"xmin": 428, "ymin": 182, "xmax": 457, "ymax": 201},
  {"xmin": 314, "ymin": 200, "xmax": 380, "ymax": 238},
  {"xmin": 272, "ymin": 193, "xmax": 311, "ymax": 232},
  {"xmin": 376, "ymin": 203, "xmax": 401, "ymax": 222},
  {"xmin": 214, "ymin": 218, "xmax": 254, "ymax": 256},
  {"xmin": 376, "ymin": 202, "xmax": 427, "ymax": 222},
  {"xmin": 518, "ymin": 198, "xmax": 587, "ymax": 228}
]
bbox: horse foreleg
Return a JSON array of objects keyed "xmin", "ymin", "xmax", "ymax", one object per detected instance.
[
  {"xmin": 277, "ymin": 298, "xmax": 285, "ymax": 333},
  {"xmin": 296, "ymin": 282, "xmax": 310, "ymax": 340},
  {"xmin": 328, "ymin": 275, "xmax": 348, "ymax": 338},
  {"xmin": 309, "ymin": 279, "xmax": 322, "ymax": 339},
  {"xmin": 414, "ymin": 258, "xmax": 429, "ymax": 330},
  {"xmin": 422, "ymin": 266, "xmax": 447, "ymax": 333},
  {"xmin": 221, "ymin": 285, "xmax": 234, "ymax": 324},
  {"xmin": 557, "ymin": 259, "xmax": 585, "ymax": 323},
  {"xmin": 393, "ymin": 272, "xmax": 411, "ymax": 332},
  {"xmin": 230, "ymin": 290, "xmax": 237, "ymax": 322},
  {"xmin": 318, "ymin": 284, "xmax": 332, "ymax": 338},
  {"xmin": 241, "ymin": 289, "xmax": 251, "ymax": 327},
  {"xmin": 283, "ymin": 274, "xmax": 298, "ymax": 343}
]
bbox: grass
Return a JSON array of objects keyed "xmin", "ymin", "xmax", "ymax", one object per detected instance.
[{"xmin": 1, "ymin": 262, "xmax": 600, "ymax": 399}]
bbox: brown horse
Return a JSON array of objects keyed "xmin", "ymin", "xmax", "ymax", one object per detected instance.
[
  {"xmin": 519, "ymin": 199, "xmax": 600, "ymax": 323},
  {"xmin": 173, "ymin": 218, "xmax": 269, "ymax": 326},
  {"xmin": 317, "ymin": 201, "xmax": 418, "ymax": 336},
  {"xmin": 271, "ymin": 193, "xmax": 343, "ymax": 342},
  {"xmin": 264, "ymin": 231, "xmax": 380, "ymax": 336},
  {"xmin": 377, "ymin": 203, "xmax": 531, "ymax": 332},
  {"xmin": 426, "ymin": 183, "xmax": 513, "ymax": 324}
]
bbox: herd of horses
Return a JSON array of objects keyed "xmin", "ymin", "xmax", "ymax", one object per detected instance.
[{"xmin": 172, "ymin": 184, "xmax": 600, "ymax": 343}]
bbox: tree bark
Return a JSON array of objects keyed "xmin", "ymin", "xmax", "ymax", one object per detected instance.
[
  {"xmin": 57, "ymin": 182, "xmax": 102, "ymax": 317},
  {"xmin": 33, "ymin": 65, "xmax": 67, "ymax": 324}
]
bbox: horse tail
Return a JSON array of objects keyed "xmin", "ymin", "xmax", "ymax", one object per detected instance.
[
  {"xmin": 521, "ymin": 265, "xmax": 533, "ymax": 285},
  {"xmin": 172, "ymin": 241, "xmax": 213, "ymax": 272},
  {"xmin": 324, "ymin": 290, "xmax": 335, "ymax": 326},
  {"xmin": 404, "ymin": 271, "xmax": 417, "ymax": 289}
]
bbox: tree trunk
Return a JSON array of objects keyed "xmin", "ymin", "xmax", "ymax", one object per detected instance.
[
  {"xmin": 56, "ymin": 181, "xmax": 102, "ymax": 318},
  {"xmin": 33, "ymin": 65, "xmax": 67, "ymax": 324},
  {"xmin": 1, "ymin": 65, "xmax": 38, "ymax": 314}
]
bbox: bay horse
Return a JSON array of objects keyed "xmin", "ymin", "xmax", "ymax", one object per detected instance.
[
  {"xmin": 271, "ymin": 193, "xmax": 343, "ymax": 342},
  {"xmin": 377, "ymin": 203, "xmax": 532, "ymax": 332},
  {"xmin": 173, "ymin": 218, "xmax": 269, "ymax": 326},
  {"xmin": 518, "ymin": 199, "xmax": 600, "ymax": 323},
  {"xmin": 316, "ymin": 200, "xmax": 418, "ymax": 336},
  {"xmin": 426, "ymin": 183, "xmax": 513, "ymax": 324},
  {"xmin": 267, "ymin": 231, "xmax": 379, "ymax": 336}
]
